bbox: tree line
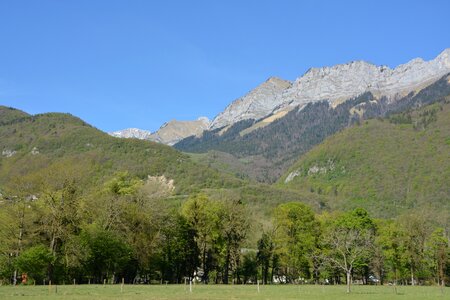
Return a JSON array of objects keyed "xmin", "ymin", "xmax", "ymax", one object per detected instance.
[{"xmin": 0, "ymin": 170, "xmax": 448, "ymax": 292}]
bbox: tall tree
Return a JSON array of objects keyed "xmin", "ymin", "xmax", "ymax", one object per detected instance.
[
  {"xmin": 182, "ymin": 193, "xmax": 221, "ymax": 283},
  {"xmin": 375, "ymin": 220, "xmax": 405, "ymax": 291},
  {"xmin": 427, "ymin": 228, "xmax": 448, "ymax": 287},
  {"xmin": 1, "ymin": 176, "xmax": 38, "ymax": 285},
  {"xmin": 324, "ymin": 208, "xmax": 375, "ymax": 293},
  {"xmin": 398, "ymin": 213, "xmax": 432, "ymax": 285},
  {"xmin": 158, "ymin": 213, "xmax": 199, "ymax": 283},
  {"xmin": 220, "ymin": 199, "xmax": 250, "ymax": 284},
  {"xmin": 273, "ymin": 202, "xmax": 320, "ymax": 282},
  {"xmin": 257, "ymin": 232, "xmax": 274, "ymax": 284},
  {"xmin": 79, "ymin": 225, "xmax": 132, "ymax": 283}
]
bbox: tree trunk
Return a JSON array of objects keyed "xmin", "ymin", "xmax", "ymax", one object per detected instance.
[
  {"xmin": 202, "ymin": 242, "xmax": 207, "ymax": 283},
  {"xmin": 223, "ymin": 245, "xmax": 230, "ymax": 284},
  {"xmin": 13, "ymin": 203, "xmax": 25, "ymax": 286},
  {"xmin": 410, "ymin": 265, "xmax": 415, "ymax": 286},
  {"xmin": 394, "ymin": 269, "xmax": 398, "ymax": 294},
  {"xmin": 346, "ymin": 270, "xmax": 351, "ymax": 293}
]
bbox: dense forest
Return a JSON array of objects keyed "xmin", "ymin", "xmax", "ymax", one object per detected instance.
[
  {"xmin": 279, "ymin": 96, "xmax": 450, "ymax": 218},
  {"xmin": 1, "ymin": 178, "xmax": 448, "ymax": 292}
]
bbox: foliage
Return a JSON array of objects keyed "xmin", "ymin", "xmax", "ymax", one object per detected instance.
[
  {"xmin": 0, "ymin": 109, "xmax": 242, "ymax": 197},
  {"xmin": 79, "ymin": 225, "xmax": 132, "ymax": 283},
  {"xmin": 322, "ymin": 208, "xmax": 375, "ymax": 293},
  {"xmin": 273, "ymin": 202, "xmax": 320, "ymax": 281},
  {"xmin": 280, "ymin": 96, "xmax": 450, "ymax": 218},
  {"xmin": 15, "ymin": 245, "xmax": 53, "ymax": 284}
]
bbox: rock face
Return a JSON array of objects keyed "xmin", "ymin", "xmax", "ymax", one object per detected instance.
[
  {"xmin": 2, "ymin": 149, "xmax": 16, "ymax": 157},
  {"xmin": 209, "ymin": 77, "xmax": 292, "ymax": 130},
  {"xmin": 110, "ymin": 117, "xmax": 210, "ymax": 146},
  {"xmin": 148, "ymin": 117, "xmax": 210, "ymax": 146},
  {"xmin": 209, "ymin": 49, "xmax": 450, "ymax": 130},
  {"xmin": 110, "ymin": 128, "xmax": 153, "ymax": 140}
]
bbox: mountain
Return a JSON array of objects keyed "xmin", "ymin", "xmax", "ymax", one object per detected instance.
[
  {"xmin": 175, "ymin": 50, "xmax": 450, "ymax": 182},
  {"xmin": 210, "ymin": 48, "xmax": 450, "ymax": 131},
  {"xmin": 114, "ymin": 49, "xmax": 450, "ymax": 149},
  {"xmin": 110, "ymin": 128, "xmax": 153, "ymax": 139},
  {"xmin": 0, "ymin": 109, "xmax": 239, "ymax": 195},
  {"xmin": 110, "ymin": 117, "xmax": 209, "ymax": 145},
  {"xmin": 148, "ymin": 117, "xmax": 210, "ymax": 145},
  {"xmin": 278, "ymin": 95, "xmax": 450, "ymax": 218},
  {"xmin": 209, "ymin": 77, "xmax": 292, "ymax": 130}
]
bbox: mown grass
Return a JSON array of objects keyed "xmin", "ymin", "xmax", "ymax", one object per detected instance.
[{"xmin": 0, "ymin": 284, "xmax": 448, "ymax": 300}]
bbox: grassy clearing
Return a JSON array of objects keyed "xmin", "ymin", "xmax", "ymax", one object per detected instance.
[{"xmin": 0, "ymin": 284, "xmax": 448, "ymax": 300}]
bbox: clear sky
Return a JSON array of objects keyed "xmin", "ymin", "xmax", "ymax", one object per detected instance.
[{"xmin": 1, "ymin": 0, "xmax": 449, "ymax": 132}]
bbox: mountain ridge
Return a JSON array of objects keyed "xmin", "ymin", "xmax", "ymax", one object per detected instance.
[
  {"xmin": 210, "ymin": 48, "xmax": 450, "ymax": 130},
  {"xmin": 110, "ymin": 49, "xmax": 450, "ymax": 147},
  {"xmin": 109, "ymin": 117, "xmax": 210, "ymax": 145},
  {"xmin": 175, "ymin": 73, "xmax": 450, "ymax": 182}
]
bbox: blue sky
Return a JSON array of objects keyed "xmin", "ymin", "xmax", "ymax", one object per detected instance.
[{"xmin": 1, "ymin": 0, "xmax": 449, "ymax": 132}]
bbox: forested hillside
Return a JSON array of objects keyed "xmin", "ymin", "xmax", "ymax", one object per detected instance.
[
  {"xmin": 0, "ymin": 106, "xmax": 242, "ymax": 194},
  {"xmin": 280, "ymin": 94, "xmax": 450, "ymax": 219},
  {"xmin": 176, "ymin": 74, "xmax": 450, "ymax": 182}
]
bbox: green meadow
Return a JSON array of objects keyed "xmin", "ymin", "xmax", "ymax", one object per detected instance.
[{"xmin": 0, "ymin": 284, "xmax": 448, "ymax": 300}]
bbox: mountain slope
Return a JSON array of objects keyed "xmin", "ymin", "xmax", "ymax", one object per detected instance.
[
  {"xmin": 0, "ymin": 110, "xmax": 240, "ymax": 194},
  {"xmin": 278, "ymin": 96, "xmax": 450, "ymax": 217},
  {"xmin": 0, "ymin": 106, "xmax": 29, "ymax": 124},
  {"xmin": 176, "ymin": 74, "xmax": 450, "ymax": 182}
]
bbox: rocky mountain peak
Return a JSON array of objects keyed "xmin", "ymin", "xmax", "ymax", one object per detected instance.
[
  {"xmin": 197, "ymin": 116, "xmax": 210, "ymax": 123},
  {"xmin": 436, "ymin": 48, "xmax": 450, "ymax": 67},
  {"xmin": 110, "ymin": 128, "xmax": 152, "ymax": 139},
  {"xmin": 110, "ymin": 117, "xmax": 210, "ymax": 146},
  {"xmin": 209, "ymin": 49, "xmax": 450, "ymax": 130},
  {"xmin": 209, "ymin": 77, "xmax": 292, "ymax": 130},
  {"xmin": 149, "ymin": 117, "xmax": 210, "ymax": 145}
]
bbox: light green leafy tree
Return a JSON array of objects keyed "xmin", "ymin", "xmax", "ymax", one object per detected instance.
[
  {"xmin": 323, "ymin": 208, "xmax": 375, "ymax": 293},
  {"xmin": 273, "ymin": 202, "xmax": 320, "ymax": 282}
]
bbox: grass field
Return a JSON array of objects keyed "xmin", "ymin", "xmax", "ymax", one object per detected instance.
[{"xmin": 0, "ymin": 284, "xmax": 448, "ymax": 300}]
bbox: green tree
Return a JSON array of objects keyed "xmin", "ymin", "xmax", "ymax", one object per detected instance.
[
  {"xmin": 1, "ymin": 176, "xmax": 40, "ymax": 284},
  {"xmin": 80, "ymin": 225, "xmax": 132, "ymax": 283},
  {"xmin": 375, "ymin": 220, "xmax": 405, "ymax": 291},
  {"xmin": 220, "ymin": 199, "xmax": 250, "ymax": 284},
  {"xmin": 398, "ymin": 213, "xmax": 432, "ymax": 285},
  {"xmin": 324, "ymin": 208, "xmax": 375, "ymax": 293},
  {"xmin": 182, "ymin": 193, "xmax": 221, "ymax": 283},
  {"xmin": 15, "ymin": 245, "xmax": 53, "ymax": 284},
  {"xmin": 427, "ymin": 228, "xmax": 448, "ymax": 287},
  {"xmin": 158, "ymin": 213, "xmax": 199, "ymax": 283},
  {"xmin": 240, "ymin": 251, "xmax": 257, "ymax": 284},
  {"xmin": 273, "ymin": 202, "xmax": 320, "ymax": 282},
  {"xmin": 257, "ymin": 232, "xmax": 274, "ymax": 284}
]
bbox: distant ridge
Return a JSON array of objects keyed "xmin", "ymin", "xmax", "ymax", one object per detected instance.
[{"xmin": 109, "ymin": 117, "xmax": 209, "ymax": 145}]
